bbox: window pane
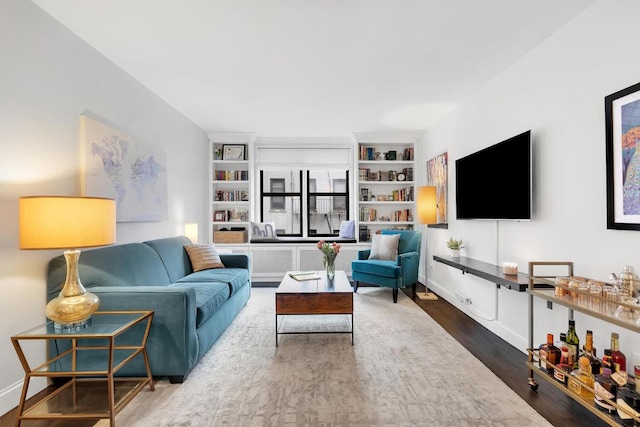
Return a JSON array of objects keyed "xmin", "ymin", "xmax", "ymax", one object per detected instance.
[
  {"xmin": 262, "ymin": 170, "xmax": 301, "ymax": 192},
  {"xmin": 307, "ymin": 170, "xmax": 349, "ymax": 236},
  {"xmin": 262, "ymin": 196, "xmax": 301, "ymax": 235},
  {"xmin": 270, "ymin": 178, "xmax": 285, "ymax": 210}
]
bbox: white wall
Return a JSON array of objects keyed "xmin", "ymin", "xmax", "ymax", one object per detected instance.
[
  {"xmin": 0, "ymin": 0, "xmax": 208, "ymax": 415},
  {"xmin": 420, "ymin": 0, "xmax": 640, "ymax": 361}
]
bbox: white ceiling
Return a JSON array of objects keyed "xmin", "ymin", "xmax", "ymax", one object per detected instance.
[{"xmin": 31, "ymin": 0, "xmax": 595, "ymax": 137}]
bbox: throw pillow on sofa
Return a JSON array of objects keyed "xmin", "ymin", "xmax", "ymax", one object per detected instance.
[
  {"xmin": 368, "ymin": 233, "xmax": 400, "ymax": 261},
  {"xmin": 185, "ymin": 243, "xmax": 225, "ymax": 272}
]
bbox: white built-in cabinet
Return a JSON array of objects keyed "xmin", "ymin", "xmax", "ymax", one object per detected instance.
[
  {"xmin": 354, "ymin": 133, "xmax": 418, "ymax": 242},
  {"xmin": 208, "ymin": 133, "xmax": 256, "ymax": 243}
]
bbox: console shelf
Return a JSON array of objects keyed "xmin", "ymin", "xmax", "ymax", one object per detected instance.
[{"xmin": 433, "ymin": 255, "xmax": 530, "ymax": 291}]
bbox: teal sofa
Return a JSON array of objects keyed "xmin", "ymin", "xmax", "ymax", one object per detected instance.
[{"xmin": 46, "ymin": 236, "xmax": 251, "ymax": 383}]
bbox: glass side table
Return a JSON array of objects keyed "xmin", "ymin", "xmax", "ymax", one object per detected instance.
[{"xmin": 11, "ymin": 310, "xmax": 154, "ymax": 427}]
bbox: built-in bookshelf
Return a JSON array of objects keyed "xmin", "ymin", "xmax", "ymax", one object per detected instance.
[
  {"xmin": 354, "ymin": 133, "xmax": 418, "ymax": 242},
  {"xmin": 208, "ymin": 133, "xmax": 257, "ymax": 244}
]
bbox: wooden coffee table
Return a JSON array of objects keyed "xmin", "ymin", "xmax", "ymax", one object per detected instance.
[{"xmin": 275, "ymin": 270, "xmax": 353, "ymax": 346}]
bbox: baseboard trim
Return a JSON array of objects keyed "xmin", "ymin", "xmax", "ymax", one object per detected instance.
[{"xmin": 0, "ymin": 377, "xmax": 47, "ymax": 418}]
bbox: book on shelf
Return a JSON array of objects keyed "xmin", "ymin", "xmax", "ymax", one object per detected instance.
[{"xmin": 288, "ymin": 271, "xmax": 321, "ymax": 281}]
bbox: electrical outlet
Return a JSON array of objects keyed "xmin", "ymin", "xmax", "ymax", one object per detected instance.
[{"xmin": 547, "ymin": 301, "xmax": 553, "ymax": 310}]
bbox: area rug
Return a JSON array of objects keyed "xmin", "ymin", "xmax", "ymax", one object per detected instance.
[{"xmin": 104, "ymin": 287, "xmax": 551, "ymax": 426}]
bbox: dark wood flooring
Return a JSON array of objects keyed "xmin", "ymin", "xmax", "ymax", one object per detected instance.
[
  {"xmin": 405, "ymin": 284, "xmax": 607, "ymax": 427},
  {"xmin": 1, "ymin": 283, "xmax": 607, "ymax": 427}
]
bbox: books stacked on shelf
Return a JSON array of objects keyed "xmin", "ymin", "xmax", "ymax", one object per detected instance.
[
  {"xmin": 359, "ymin": 207, "xmax": 377, "ymax": 222},
  {"xmin": 215, "ymin": 190, "xmax": 249, "ymax": 201},
  {"xmin": 214, "ymin": 170, "xmax": 248, "ymax": 181},
  {"xmin": 402, "ymin": 147, "xmax": 414, "ymax": 161},
  {"xmin": 359, "ymin": 225, "xmax": 371, "ymax": 242},
  {"xmin": 359, "ymin": 168, "xmax": 412, "ymax": 182},
  {"xmin": 392, "ymin": 187, "xmax": 414, "ymax": 201},
  {"xmin": 360, "ymin": 146, "xmax": 376, "ymax": 160},
  {"xmin": 392, "ymin": 209, "xmax": 413, "ymax": 222},
  {"xmin": 402, "ymin": 167, "xmax": 413, "ymax": 181}
]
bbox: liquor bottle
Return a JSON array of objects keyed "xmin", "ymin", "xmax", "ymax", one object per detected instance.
[
  {"xmin": 569, "ymin": 356, "xmax": 595, "ymax": 400},
  {"xmin": 582, "ymin": 330, "xmax": 601, "ymax": 375},
  {"xmin": 602, "ymin": 349, "xmax": 613, "ymax": 373},
  {"xmin": 539, "ymin": 333, "xmax": 561, "ymax": 374},
  {"xmin": 554, "ymin": 333, "xmax": 572, "ymax": 385},
  {"xmin": 566, "ymin": 320, "xmax": 580, "ymax": 369},
  {"xmin": 610, "ymin": 332, "xmax": 627, "ymax": 375},
  {"xmin": 594, "ymin": 367, "xmax": 618, "ymax": 414},
  {"xmin": 582, "ymin": 330, "xmax": 597, "ymax": 357}
]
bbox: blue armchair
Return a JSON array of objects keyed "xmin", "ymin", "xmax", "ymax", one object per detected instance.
[{"xmin": 351, "ymin": 229, "xmax": 422, "ymax": 303}]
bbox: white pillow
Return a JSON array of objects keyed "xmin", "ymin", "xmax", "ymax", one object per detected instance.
[
  {"xmin": 250, "ymin": 221, "xmax": 277, "ymax": 239},
  {"xmin": 368, "ymin": 233, "xmax": 400, "ymax": 261},
  {"xmin": 338, "ymin": 220, "xmax": 355, "ymax": 239}
]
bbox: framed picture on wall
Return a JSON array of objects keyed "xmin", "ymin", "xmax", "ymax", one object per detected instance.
[
  {"xmin": 605, "ymin": 81, "xmax": 640, "ymax": 230},
  {"xmin": 426, "ymin": 152, "xmax": 448, "ymax": 228},
  {"xmin": 222, "ymin": 144, "xmax": 246, "ymax": 160}
]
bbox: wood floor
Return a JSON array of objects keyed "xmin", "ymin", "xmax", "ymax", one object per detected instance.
[
  {"xmin": 405, "ymin": 285, "xmax": 607, "ymax": 427},
  {"xmin": 1, "ymin": 283, "xmax": 606, "ymax": 427}
]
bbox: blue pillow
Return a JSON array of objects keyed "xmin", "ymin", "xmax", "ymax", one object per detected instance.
[{"xmin": 338, "ymin": 220, "xmax": 355, "ymax": 239}]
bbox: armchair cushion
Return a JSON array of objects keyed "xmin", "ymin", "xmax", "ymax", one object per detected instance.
[{"xmin": 368, "ymin": 233, "xmax": 400, "ymax": 260}]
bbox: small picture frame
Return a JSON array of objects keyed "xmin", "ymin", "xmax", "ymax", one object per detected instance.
[
  {"xmin": 222, "ymin": 144, "xmax": 246, "ymax": 160},
  {"xmin": 213, "ymin": 210, "xmax": 227, "ymax": 222}
]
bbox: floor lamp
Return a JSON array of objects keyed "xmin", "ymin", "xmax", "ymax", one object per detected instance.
[{"xmin": 416, "ymin": 186, "xmax": 438, "ymax": 301}]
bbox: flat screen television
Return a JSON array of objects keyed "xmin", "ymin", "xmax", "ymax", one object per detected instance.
[{"xmin": 455, "ymin": 130, "xmax": 532, "ymax": 220}]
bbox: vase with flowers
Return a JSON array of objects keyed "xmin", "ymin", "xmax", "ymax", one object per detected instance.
[{"xmin": 317, "ymin": 240, "xmax": 340, "ymax": 280}]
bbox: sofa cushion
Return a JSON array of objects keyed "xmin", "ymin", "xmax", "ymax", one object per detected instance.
[
  {"xmin": 184, "ymin": 243, "xmax": 225, "ymax": 272},
  {"xmin": 352, "ymin": 259, "xmax": 401, "ymax": 279},
  {"xmin": 171, "ymin": 282, "xmax": 230, "ymax": 327},
  {"xmin": 143, "ymin": 236, "xmax": 194, "ymax": 282},
  {"xmin": 178, "ymin": 268, "xmax": 250, "ymax": 296}
]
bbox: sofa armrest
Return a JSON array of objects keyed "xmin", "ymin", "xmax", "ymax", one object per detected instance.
[
  {"xmin": 220, "ymin": 253, "xmax": 250, "ymax": 269},
  {"xmin": 357, "ymin": 249, "xmax": 371, "ymax": 260},
  {"xmin": 88, "ymin": 286, "xmax": 199, "ymax": 377},
  {"xmin": 397, "ymin": 251, "xmax": 420, "ymax": 284}
]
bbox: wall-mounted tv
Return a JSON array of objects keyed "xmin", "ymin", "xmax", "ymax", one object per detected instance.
[{"xmin": 455, "ymin": 130, "xmax": 532, "ymax": 220}]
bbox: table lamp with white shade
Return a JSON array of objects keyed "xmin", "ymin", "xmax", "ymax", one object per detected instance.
[
  {"xmin": 416, "ymin": 186, "xmax": 439, "ymax": 301},
  {"xmin": 19, "ymin": 196, "xmax": 116, "ymax": 331}
]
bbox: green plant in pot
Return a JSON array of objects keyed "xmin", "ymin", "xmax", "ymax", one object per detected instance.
[{"xmin": 446, "ymin": 238, "xmax": 464, "ymax": 257}]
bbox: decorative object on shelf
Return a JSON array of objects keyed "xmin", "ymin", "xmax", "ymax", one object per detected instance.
[
  {"xmin": 605, "ymin": 81, "xmax": 640, "ymax": 230},
  {"xmin": 446, "ymin": 237, "xmax": 464, "ymax": 258},
  {"xmin": 503, "ymin": 262, "xmax": 518, "ymax": 276},
  {"xmin": 426, "ymin": 152, "xmax": 448, "ymax": 228},
  {"xmin": 616, "ymin": 265, "xmax": 639, "ymax": 298},
  {"xmin": 214, "ymin": 147, "xmax": 222, "ymax": 160},
  {"xmin": 318, "ymin": 240, "xmax": 340, "ymax": 281},
  {"xmin": 19, "ymin": 196, "xmax": 116, "ymax": 331},
  {"xmin": 222, "ymin": 144, "xmax": 246, "ymax": 160},
  {"xmin": 416, "ymin": 186, "xmax": 438, "ymax": 301}
]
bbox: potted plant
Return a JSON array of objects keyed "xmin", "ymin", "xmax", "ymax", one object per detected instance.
[{"xmin": 446, "ymin": 238, "xmax": 464, "ymax": 258}]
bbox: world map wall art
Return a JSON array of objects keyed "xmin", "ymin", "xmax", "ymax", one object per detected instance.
[{"xmin": 81, "ymin": 114, "xmax": 168, "ymax": 222}]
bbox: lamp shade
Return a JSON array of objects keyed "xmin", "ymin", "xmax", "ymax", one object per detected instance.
[
  {"xmin": 19, "ymin": 196, "xmax": 116, "ymax": 249},
  {"xmin": 184, "ymin": 222, "xmax": 198, "ymax": 243},
  {"xmin": 417, "ymin": 186, "xmax": 437, "ymax": 225}
]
